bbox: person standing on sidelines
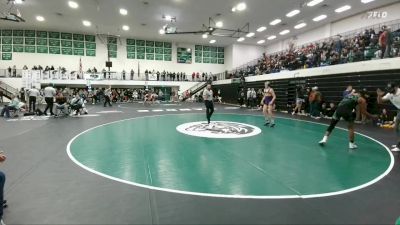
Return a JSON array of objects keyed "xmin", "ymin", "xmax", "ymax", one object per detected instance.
[
  {"xmin": 28, "ymin": 86, "xmax": 40, "ymax": 112},
  {"xmin": 377, "ymin": 83, "xmax": 400, "ymax": 152},
  {"xmin": 104, "ymin": 86, "xmax": 112, "ymax": 107},
  {"xmin": 203, "ymin": 84, "xmax": 214, "ymax": 127},
  {"xmin": 0, "ymin": 150, "xmax": 6, "ymax": 225},
  {"xmin": 261, "ymin": 82, "xmax": 276, "ymax": 127},
  {"xmin": 43, "ymin": 85, "xmax": 56, "ymax": 116}
]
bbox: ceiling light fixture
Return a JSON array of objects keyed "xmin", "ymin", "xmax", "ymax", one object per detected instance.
[
  {"xmin": 270, "ymin": 19, "xmax": 282, "ymax": 26},
  {"xmin": 68, "ymin": 1, "xmax": 79, "ymax": 9},
  {"xmin": 165, "ymin": 15, "xmax": 172, "ymax": 21},
  {"xmin": 236, "ymin": 3, "xmax": 247, "ymax": 11},
  {"xmin": 159, "ymin": 29, "xmax": 166, "ymax": 35},
  {"xmin": 36, "ymin": 15, "xmax": 45, "ymax": 22},
  {"xmin": 257, "ymin": 26, "xmax": 267, "ymax": 32},
  {"xmin": 279, "ymin": 29, "xmax": 290, "ymax": 35},
  {"xmin": 335, "ymin": 5, "xmax": 351, "ymax": 13},
  {"xmin": 237, "ymin": 37, "xmax": 245, "ymax": 42},
  {"xmin": 267, "ymin": 35, "xmax": 277, "ymax": 40},
  {"xmin": 216, "ymin": 21, "xmax": 223, "ymax": 28},
  {"xmin": 122, "ymin": 25, "xmax": 130, "ymax": 31},
  {"xmin": 82, "ymin": 20, "xmax": 91, "ymax": 27},
  {"xmin": 14, "ymin": 0, "xmax": 23, "ymax": 4},
  {"xmin": 361, "ymin": 0, "xmax": 375, "ymax": 3},
  {"xmin": 210, "ymin": 40, "xmax": 216, "ymax": 44},
  {"xmin": 286, "ymin": 9, "xmax": 300, "ymax": 18},
  {"xmin": 246, "ymin": 32, "xmax": 255, "ymax": 38},
  {"xmin": 307, "ymin": 0, "xmax": 324, "ymax": 7},
  {"xmin": 313, "ymin": 14, "xmax": 327, "ymax": 22},
  {"xmin": 202, "ymin": 33, "xmax": 208, "ymax": 39},
  {"xmin": 120, "ymin": 8, "xmax": 128, "ymax": 15},
  {"xmin": 257, "ymin": 40, "xmax": 265, "ymax": 44},
  {"xmin": 294, "ymin": 23, "xmax": 307, "ymax": 29}
]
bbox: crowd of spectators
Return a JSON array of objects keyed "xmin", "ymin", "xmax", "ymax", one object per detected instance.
[{"xmin": 231, "ymin": 26, "xmax": 400, "ymax": 77}]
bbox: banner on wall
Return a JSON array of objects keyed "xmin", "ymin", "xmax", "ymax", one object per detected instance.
[{"xmin": 148, "ymin": 73, "xmax": 157, "ymax": 81}]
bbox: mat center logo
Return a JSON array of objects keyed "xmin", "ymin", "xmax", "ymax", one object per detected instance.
[{"xmin": 176, "ymin": 121, "xmax": 262, "ymax": 139}]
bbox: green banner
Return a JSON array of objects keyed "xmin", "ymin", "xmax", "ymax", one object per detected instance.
[
  {"xmin": 137, "ymin": 53, "xmax": 145, "ymax": 59},
  {"xmin": 146, "ymin": 47, "xmax": 154, "ymax": 53},
  {"xmin": 211, "ymin": 52, "xmax": 218, "ymax": 58},
  {"xmin": 36, "ymin": 31, "xmax": 48, "ymax": 38},
  {"xmin": 25, "ymin": 46, "xmax": 36, "ymax": 53},
  {"xmin": 49, "ymin": 32, "xmax": 60, "ymax": 39},
  {"xmin": 86, "ymin": 49, "xmax": 96, "ymax": 57},
  {"xmin": 127, "ymin": 52, "xmax": 136, "ymax": 59},
  {"xmin": 146, "ymin": 53, "xmax": 154, "ymax": 60},
  {"xmin": 210, "ymin": 47, "xmax": 218, "ymax": 52},
  {"xmin": 203, "ymin": 46, "xmax": 211, "ymax": 52},
  {"xmin": 146, "ymin": 41, "xmax": 154, "ymax": 47},
  {"xmin": 218, "ymin": 47, "xmax": 224, "ymax": 52},
  {"xmin": 2, "ymin": 30, "xmax": 12, "ymax": 36},
  {"xmin": 13, "ymin": 30, "xmax": 24, "ymax": 37},
  {"xmin": 24, "ymin": 30, "xmax": 36, "ymax": 37},
  {"xmin": 108, "ymin": 51, "xmax": 117, "ymax": 58},
  {"xmin": 61, "ymin": 40, "xmax": 72, "ymax": 48},
  {"xmin": 2, "ymin": 45, "xmax": 12, "ymax": 52},
  {"xmin": 211, "ymin": 58, "xmax": 218, "ymax": 64},
  {"xmin": 61, "ymin": 32, "xmax": 73, "ymax": 40},
  {"xmin": 107, "ymin": 37, "xmax": 117, "ymax": 44},
  {"xmin": 155, "ymin": 47, "xmax": 163, "ymax": 54},
  {"xmin": 203, "ymin": 52, "xmax": 210, "ymax": 58},
  {"xmin": 85, "ymin": 42, "xmax": 96, "ymax": 49},
  {"xmin": 62, "ymin": 48, "xmax": 73, "ymax": 55},
  {"xmin": 164, "ymin": 42, "xmax": 172, "ymax": 48},
  {"xmin": 25, "ymin": 37, "xmax": 36, "ymax": 45},
  {"xmin": 2, "ymin": 53, "xmax": 12, "ymax": 60},
  {"xmin": 2, "ymin": 37, "xmax": 12, "ymax": 45},
  {"xmin": 127, "ymin": 46, "xmax": 136, "ymax": 52},
  {"xmin": 36, "ymin": 38, "xmax": 48, "ymax": 46},
  {"xmin": 108, "ymin": 44, "xmax": 117, "ymax": 52},
  {"xmin": 203, "ymin": 58, "xmax": 211, "ymax": 63},
  {"xmin": 37, "ymin": 46, "xmax": 48, "ymax": 53},
  {"xmin": 85, "ymin": 35, "xmax": 95, "ymax": 42},
  {"xmin": 49, "ymin": 47, "xmax": 61, "ymax": 54},
  {"xmin": 155, "ymin": 54, "xmax": 163, "ymax": 61},
  {"xmin": 195, "ymin": 51, "xmax": 202, "ymax": 57},
  {"xmin": 73, "ymin": 33, "xmax": 84, "ymax": 41},
  {"xmin": 73, "ymin": 41, "xmax": 84, "ymax": 49},
  {"xmin": 218, "ymin": 59, "xmax": 224, "ymax": 64},
  {"xmin": 13, "ymin": 37, "xmax": 24, "ymax": 45},
  {"xmin": 164, "ymin": 54, "xmax": 172, "ymax": 61},
  {"xmin": 195, "ymin": 56, "xmax": 202, "ymax": 63},
  {"xmin": 136, "ymin": 40, "xmax": 145, "ymax": 46},
  {"xmin": 177, "ymin": 47, "xmax": 192, "ymax": 64},
  {"xmin": 195, "ymin": 45, "xmax": 202, "ymax": 51},
  {"xmin": 73, "ymin": 48, "xmax": 84, "ymax": 56},
  {"xmin": 164, "ymin": 48, "xmax": 172, "ymax": 54},
  {"xmin": 49, "ymin": 39, "xmax": 60, "ymax": 46},
  {"xmin": 127, "ymin": 39, "xmax": 136, "ymax": 46},
  {"xmin": 137, "ymin": 46, "xmax": 145, "ymax": 53},
  {"xmin": 13, "ymin": 45, "xmax": 24, "ymax": 53}
]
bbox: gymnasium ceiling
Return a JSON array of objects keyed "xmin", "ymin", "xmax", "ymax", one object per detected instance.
[{"xmin": 0, "ymin": 0, "xmax": 398, "ymax": 47}]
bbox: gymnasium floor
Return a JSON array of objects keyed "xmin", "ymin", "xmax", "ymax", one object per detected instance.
[{"xmin": 0, "ymin": 102, "xmax": 399, "ymax": 225}]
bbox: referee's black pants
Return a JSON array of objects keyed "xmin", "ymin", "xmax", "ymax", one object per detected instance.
[
  {"xmin": 205, "ymin": 100, "xmax": 214, "ymax": 124},
  {"xmin": 29, "ymin": 96, "xmax": 36, "ymax": 112}
]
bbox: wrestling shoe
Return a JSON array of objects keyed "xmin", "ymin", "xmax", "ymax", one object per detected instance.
[
  {"xmin": 270, "ymin": 123, "xmax": 276, "ymax": 128},
  {"xmin": 349, "ymin": 142, "xmax": 358, "ymax": 149},
  {"xmin": 319, "ymin": 136, "xmax": 328, "ymax": 146},
  {"xmin": 391, "ymin": 146, "xmax": 400, "ymax": 152},
  {"xmin": 264, "ymin": 122, "xmax": 270, "ymax": 126}
]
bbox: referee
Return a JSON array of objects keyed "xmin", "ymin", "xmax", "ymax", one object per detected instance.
[{"xmin": 203, "ymin": 84, "xmax": 214, "ymax": 126}]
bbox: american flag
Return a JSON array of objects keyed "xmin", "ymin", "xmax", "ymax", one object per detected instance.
[{"xmin": 79, "ymin": 57, "xmax": 83, "ymax": 76}]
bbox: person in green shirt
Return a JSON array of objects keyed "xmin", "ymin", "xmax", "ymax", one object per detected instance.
[
  {"xmin": 319, "ymin": 89, "xmax": 377, "ymax": 149},
  {"xmin": 0, "ymin": 95, "xmax": 20, "ymax": 118}
]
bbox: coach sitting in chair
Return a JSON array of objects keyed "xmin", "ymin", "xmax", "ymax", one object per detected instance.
[{"xmin": 0, "ymin": 94, "xmax": 20, "ymax": 119}]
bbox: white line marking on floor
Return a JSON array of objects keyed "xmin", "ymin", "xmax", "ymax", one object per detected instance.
[
  {"xmin": 179, "ymin": 109, "xmax": 191, "ymax": 111},
  {"xmin": 224, "ymin": 107, "xmax": 240, "ymax": 110},
  {"xmin": 137, "ymin": 110, "xmax": 150, "ymax": 112},
  {"xmin": 166, "ymin": 109, "xmax": 178, "ymax": 112},
  {"xmin": 152, "ymin": 109, "xmax": 164, "ymax": 112},
  {"xmin": 96, "ymin": 111, "xmax": 124, "ymax": 114},
  {"xmin": 192, "ymin": 108, "xmax": 203, "ymax": 111}
]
